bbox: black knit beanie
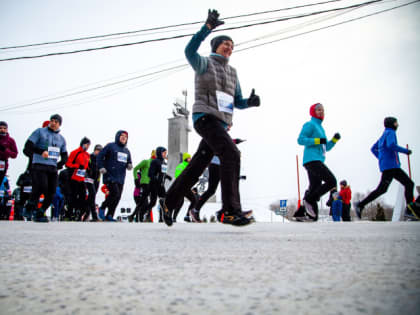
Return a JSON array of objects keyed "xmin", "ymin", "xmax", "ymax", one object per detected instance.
[
  {"xmin": 50, "ymin": 114, "xmax": 63, "ymax": 125},
  {"xmin": 384, "ymin": 117, "xmax": 397, "ymax": 130},
  {"xmin": 80, "ymin": 137, "xmax": 91, "ymax": 147},
  {"xmin": 210, "ymin": 35, "xmax": 233, "ymax": 53},
  {"xmin": 0, "ymin": 121, "xmax": 8, "ymax": 128}
]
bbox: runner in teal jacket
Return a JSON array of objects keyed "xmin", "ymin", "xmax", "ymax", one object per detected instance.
[{"xmin": 295, "ymin": 103, "xmax": 340, "ymax": 221}]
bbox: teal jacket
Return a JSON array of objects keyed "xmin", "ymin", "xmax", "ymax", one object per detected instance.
[{"xmin": 298, "ymin": 117, "xmax": 336, "ymax": 165}]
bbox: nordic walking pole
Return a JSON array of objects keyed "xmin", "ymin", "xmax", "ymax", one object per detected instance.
[
  {"xmin": 406, "ymin": 144, "xmax": 412, "ymax": 179},
  {"xmin": 407, "ymin": 144, "xmax": 415, "ymax": 202},
  {"xmin": 296, "ymin": 155, "xmax": 301, "ymax": 208}
]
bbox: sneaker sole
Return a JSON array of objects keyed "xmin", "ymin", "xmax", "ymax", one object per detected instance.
[
  {"xmin": 220, "ymin": 215, "xmax": 253, "ymax": 227},
  {"xmin": 159, "ymin": 199, "xmax": 173, "ymax": 227}
]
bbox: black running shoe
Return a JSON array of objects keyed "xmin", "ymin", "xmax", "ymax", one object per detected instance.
[
  {"xmin": 404, "ymin": 209, "xmax": 418, "ymax": 221},
  {"xmin": 407, "ymin": 202, "xmax": 420, "ymax": 220},
  {"xmin": 189, "ymin": 209, "xmax": 201, "ymax": 223},
  {"xmin": 33, "ymin": 210, "xmax": 49, "ymax": 223},
  {"xmin": 159, "ymin": 198, "xmax": 173, "ymax": 227},
  {"xmin": 216, "ymin": 210, "xmax": 253, "ymax": 227}
]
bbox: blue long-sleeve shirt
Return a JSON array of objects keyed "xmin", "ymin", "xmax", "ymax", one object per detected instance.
[{"xmin": 185, "ymin": 25, "xmax": 249, "ymax": 126}]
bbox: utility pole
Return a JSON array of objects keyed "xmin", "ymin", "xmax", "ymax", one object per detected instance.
[{"xmin": 167, "ymin": 90, "xmax": 190, "ymax": 183}]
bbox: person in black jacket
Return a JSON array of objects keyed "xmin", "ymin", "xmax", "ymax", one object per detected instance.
[
  {"xmin": 16, "ymin": 170, "xmax": 33, "ymax": 220},
  {"xmin": 97, "ymin": 131, "xmax": 132, "ymax": 221},
  {"xmin": 147, "ymin": 147, "xmax": 172, "ymax": 222}
]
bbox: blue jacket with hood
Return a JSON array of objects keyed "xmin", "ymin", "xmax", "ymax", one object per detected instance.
[
  {"xmin": 97, "ymin": 130, "xmax": 132, "ymax": 185},
  {"xmin": 371, "ymin": 128, "xmax": 409, "ymax": 172}
]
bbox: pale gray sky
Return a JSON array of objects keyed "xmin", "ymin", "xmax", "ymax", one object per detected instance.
[{"xmin": 1, "ymin": 0, "xmax": 419, "ymax": 216}]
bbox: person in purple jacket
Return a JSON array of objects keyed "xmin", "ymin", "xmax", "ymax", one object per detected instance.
[
  {"xmin": 355, "ymin": 117, "xmax": 419, "ymax": 219},
  {"xmin": 0, "ymin": 121, "xmax": 18, "ymax": 185}
]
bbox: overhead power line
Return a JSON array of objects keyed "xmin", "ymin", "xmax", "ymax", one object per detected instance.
[
  {"xmin": 235, "ymin": 0, "xmax": 420, "ymax": 52},
  {"xmin": 0, "ymin": 0, "xmax": 383, "ymax": 62},
  {"xmin": 1, "ymin": 0, "xmax": 416, "ymax": 114},
  {"xmin": 0, "ymin": 0, "xmax": 347, "ymax": 50}
]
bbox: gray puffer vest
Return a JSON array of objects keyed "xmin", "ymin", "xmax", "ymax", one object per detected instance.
[{"xmin": 193, "ymin": 54, "xmax": 237, "ymax": 125}]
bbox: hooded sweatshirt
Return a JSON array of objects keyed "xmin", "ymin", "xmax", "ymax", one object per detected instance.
[
  {"xmin": 0, "ymin": 132, "xmax": 18, "ymax": 173},
  {"xmin": 97, "ymin": 130, "xmax": 132, "ymax": 185}
]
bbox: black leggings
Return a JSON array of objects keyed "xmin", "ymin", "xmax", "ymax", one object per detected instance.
[
  {"xmin": 28, "ymin": 166, "xmax": 58, "ymax": 212},
  {"xmin": 131, "ymin": 184, "xmax": 150, "ymax": 221},
  {"xmin": 304, "ymin": 161, "xmax": 337, "ymax": 203},
  {"xmin": 85, "ymin": 183, "xmax": 98, "ymax": 220},
  {"xmin": 359, "ymin": 168, "xmax": 414, "ymax": 208},
  {"xmin": 166, "ymin": 115, "xmax": 241, "ymax": 213},
  {"xmin": 173, "ymin": 189, "xmax": 197, "ymax": 220},
  {"xmin": 195, "ymin": 163, "xmax": 220, "ymax": 211},
  {"xmin": 100, "ymin": 182, "xmax": 124, "ymax": 218},
  {"xmin": 68, "ymin": 180, "xmax": 87, "ymax": 219}
]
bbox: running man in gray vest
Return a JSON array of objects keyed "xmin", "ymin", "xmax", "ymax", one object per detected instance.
[
  {"xmin": 23, "ymin": 114, "xmax": 68, "ymax": 222},
  {"xmin": 160, "ymin": 9, "xmax": 260, "ymax": 227}
]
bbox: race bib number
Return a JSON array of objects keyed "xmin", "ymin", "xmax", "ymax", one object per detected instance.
[
  {"xmin": 48, "ymin": 146, "xmax": 60, "ymax": 160},
  {"xmin": 0, "ymin": 160, "xmax": 5, "ymax": 171},
  {"xmin": 216, "ymin": 90, "xmax": 234, "ymax": 114},
  {"xmin": 7, "ymin": 200, "xmax": 12, "ymax": 206},
  {"xmin": 23, "ymin": 186, "xmax": 32, "ymax": 193},
  {"xmin": 161, "ymin": 164, "xmax": 167, "ymax": 174},
  {"xmin": 85, "ymin": 178, "xmax": 94, "ymax": 184},
  {"xmin": 117, "ymin": 152, "xmax": 128, "ymax": 163},
  {"xmin": 0, "ymin": 191, "xmax": 4, "ymax": 197},
  {"xmin": 76, "ymin": 169, "xmax": 86, "ymax": 178}
]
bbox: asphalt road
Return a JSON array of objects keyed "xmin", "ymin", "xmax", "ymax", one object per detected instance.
[{"xmin": 0, "ymin": 221, "xmax": 419, "ymax": 315}]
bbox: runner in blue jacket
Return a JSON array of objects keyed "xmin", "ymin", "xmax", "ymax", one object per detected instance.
[
  {"xmin": 355, "ymin": 117, "xmax": 419, "ymax": 219},
  {"xmin": 296, "ymin": 103, "xmax": 341, "ymax": 221},
  {"xmin": 97, "ymin": 130, "xmax": 132, "ymax": 221}
]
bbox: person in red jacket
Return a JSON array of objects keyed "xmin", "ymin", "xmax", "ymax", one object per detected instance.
[
  {"xmin": 65, "ymin": 137, "xmax": 91, "ymax": 221},
  {"xmin": 0, "ymin": 121, "xmax": 18, "ymax": 185},
  {"xmin": 339, "ymin": 180, "xmax": 352, "ymax": 221}
]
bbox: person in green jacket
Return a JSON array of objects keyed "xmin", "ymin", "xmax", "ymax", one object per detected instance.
[
  {"xmin": 128, "ymin": 150, "xmax": 155, "ymax": 222},
  {"xmin": 172, "ymin": 153, "xmax": 199, "ymax": 222}
]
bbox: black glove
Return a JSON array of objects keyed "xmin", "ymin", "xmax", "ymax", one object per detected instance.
[
  {"xmin": 57, "ymin": 161, "xmax": 64, "ymax": 170},
  {"xmin": 320, "ymin": 138, "xmax": 327, "ymax": 144},
  {"xmin": 247, "ymin": 89, "xmax": 260, "ymax": 107},
  {"xmin": 333, "ymin": 133, "xmax": 341, "ymax": 140},
  {"xmin": 78, "ymin": 164, "xmax": 85, "ymax": 170},
  {"xmin": 233, "ymin": 138, "xmax": 246, "ymax": 144},
  {"xmin": 0, "ymin": 143, "xmax": 5, "ymax": 151},
  {"xmin": 407, "ymin": 150, "xmax": 412, "ymax": 155},
  {"xmin": 206, "ymin": 9, "xmax": 224, "ymax": 30}
]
